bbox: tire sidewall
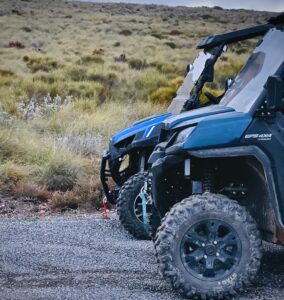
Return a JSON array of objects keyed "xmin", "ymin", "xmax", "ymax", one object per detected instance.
[
  {"xmin": 170, "ymin": 210, "xmax": 251, "ymax": 292},
  {"xmin": 117, "ymin": 172, "xmax": 150, "ymax": 239},
  {"xmin": 126, "ymin": 176, "xmax": 145, "ymax": 227}
]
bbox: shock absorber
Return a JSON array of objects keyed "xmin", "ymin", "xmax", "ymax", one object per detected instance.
[{"xmin": 203, "ymin": 167, "xmax": 214, "ymax": 193}]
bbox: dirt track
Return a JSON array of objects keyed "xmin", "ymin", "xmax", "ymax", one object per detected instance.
[{"xmin": 0, "ymin": 214, "xmax": 283, "ymax": 300}]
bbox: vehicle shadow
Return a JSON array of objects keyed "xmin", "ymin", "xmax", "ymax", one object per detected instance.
[{"xmin": 256, "ymin": 244, "xmax": 284, "ymax": 288}]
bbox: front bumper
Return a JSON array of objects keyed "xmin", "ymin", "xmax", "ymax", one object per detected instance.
[{"xmin": 100, "ymin": 151, "xmax": 119, "ymax": 204}]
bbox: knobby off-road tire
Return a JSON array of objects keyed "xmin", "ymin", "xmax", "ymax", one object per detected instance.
[
  {"xmin": 155, "ymin": 193, "xmax": 262, "ymax": 299},
  {"xmin": 117, "ymin": 172, "xmax": 151, "ymax": 240}
]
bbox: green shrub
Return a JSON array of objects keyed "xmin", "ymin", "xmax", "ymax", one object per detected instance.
[
  {"xmin": 134, "ymin": 69, "xmax": 168, "ymax": 98},
  {"xmin": 148, "ymin": 76, "xmax": 183, "ymax": 105},
  {"xmin": 199, "ymin": 87, "xmax": 223, "ymax": 104},
  {"xmin": 37, "ymin": 156, "xmax": 83, "ymax": 191},
  {"xmin": 149, "ymin": 86, "xmax": 176, "ymax": 105}
]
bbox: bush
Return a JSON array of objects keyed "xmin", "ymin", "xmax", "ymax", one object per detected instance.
[
  {"xmin": 169, "ymin": 30, "xmax": 182, "ymax": 35},
  {"xmin": 150, "ymin": 61, "xmax": 180, "ymax": 74},
  {"xmin": 93, "ymin": 48, "xmax": 105, "ymax": 55},
  {"xmin": 25, "ymin": 56, "xmax": 62, "ymax": 73},
  {"xmin": 67, "ymin": 81, "xmax": 103, "ymax": 99},
  {"xmin": 134, "ymin": 69, "xmax": 168, "ymax": 98},
  {"xmin": 73, "ymin": 176, "xmax": 103, "ymax": 208},
  {"xmin": 18, "ymin": 94, "xmax": 73, "ymax": 119},
  {"xmin": 18, "ymin": 79, "xmax": 68, "ymax": 100},
  {"xmin": 78, "ymin": 55, "xmax": 104, "ymax": 65},
  {"xmin": 113, "ymin": 41, "xmax": 120, "ymax": 47},
  {"xmin": 49, "ymin": 190, "xmax": 79, "ymax": 210},
  {"xmin": 0, "ymin": 91, "xmax": 19, "ymax": 116},
  {"xmin": 119, "ymin": 29, "xmax": 132, "ymax": 36},
  {"xmin": 0, "ymin": 163, "xmax": 27, "ymax": 184},
  {"xmin": 38, "ymin": 157, "xmax": 83, "ymax": 191},
  {"xmin": 149, "ymin": 86, "xmax": 176, "ymax": 105},
  {"xmin": 199, "ymin": 87, "xmax": 223, "ymax": 104},
  {"xmin": 151, "ymin": 32, "xmax": 164, "ymax": 39},
  {"xmin": 0, "ymin": 69, "xmax": 17, "ymax": 87},
  {"xmin": 235, "ymin": 48, "xmax": 248, "ymax": 55},
  {"xmin": 148, "ymin": 77, "xmax": 183, "ymax": 105},
  {"xmin": 128, "ymin": 58, "xmax": 148, "ymax": 70},
  {"xmin": 33, "ymin": 72, "xmax": 62, "ymax": 84},
  {"xmin": 55, "ymin": 132, "xmax": 103, "ymax": 156},
  {"xmin": 0, "ymin": 69, "xmax": 14, "ymax": 77},
  {"xmin": 13, "ymin": 179, "xmax": 50, "ymax": 201},
  {"xmin": 88, "ymin": 72, "xmax": 118, "ymax": 86},
  {"xmin": 164, "ymin": 42, "xmax": 176, "ymax": 49},
  {"xmin": 66, "ymin": 67, "xmax": 88, "ymax": 81}
]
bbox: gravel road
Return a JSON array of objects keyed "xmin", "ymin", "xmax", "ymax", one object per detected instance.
[{"xmin": 0, "ymin": 214, "xmax": 284, "ymax": 300}]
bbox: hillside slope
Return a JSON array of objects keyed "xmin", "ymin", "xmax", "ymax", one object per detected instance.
[{"xmin": 0, "ymin": 0, "xmax": 275, "ymax": 213}]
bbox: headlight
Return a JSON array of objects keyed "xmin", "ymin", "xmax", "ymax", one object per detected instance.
[{"xmin": 175, "ymin": 126, "xmax": 195, "ymax": 144}]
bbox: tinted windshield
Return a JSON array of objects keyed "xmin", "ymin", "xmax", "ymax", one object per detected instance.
[
  {"xmin": 220, "ymin": 29, "xmax": 284, "ymax": 113},
  {"xmin": 167, "ymin": 51, "xmax": 212, "ymax": 114}
]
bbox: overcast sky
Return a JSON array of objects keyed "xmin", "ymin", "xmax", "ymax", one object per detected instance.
[{"xmin": 82, "ymin": 0, "xmax": 284, "ymax": 12}]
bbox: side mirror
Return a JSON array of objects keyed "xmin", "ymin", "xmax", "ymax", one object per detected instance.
[
  {"xmin": 185, "ymin": 64, "xmax": 193, "ymax": 77},
  {"xmin": 223, "ymin": 45, "xmax": 228, "ymax": 53},
  {"xmin": 266, "ymin": 75, "xmax": 283, "ymax": 110},
  {"xmin": 225, "ymin": 77, "xmax": 234, "ymax": 91}
]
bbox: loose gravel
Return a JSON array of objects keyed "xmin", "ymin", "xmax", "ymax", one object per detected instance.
[{"xmin": 0, "ymin": 214, "xmax": 283, "ymax": 300}]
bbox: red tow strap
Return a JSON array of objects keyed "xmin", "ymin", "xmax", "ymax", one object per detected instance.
[{"xmin": 103, "ymin": 197, "xmax": 109, "ymax": 219}]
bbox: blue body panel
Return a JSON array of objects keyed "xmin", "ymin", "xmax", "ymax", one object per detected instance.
[
  {"xmin": 164, "ymin": 105, "xmax": 234, "ymax": 129},
  {"xmin": 112, "ymin": 113, "xmax": 171, "ymax": 144},
  {"xmin": 183, "ymin": 111, "xmax": 252, "ymax": 149}
]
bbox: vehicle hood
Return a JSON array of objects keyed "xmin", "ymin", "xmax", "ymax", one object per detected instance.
[
  {"xmin": 163, "ymin": 105, "xmax": 234, "ymax": 129},
  {"xmin": 112, "ymin": 113, "xmax": 171, "ymax": 145}
]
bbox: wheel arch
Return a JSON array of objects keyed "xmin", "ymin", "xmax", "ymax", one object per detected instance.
[{"xmin": 188, "ymin": 146, "xmax": 284, "ymax": 234}]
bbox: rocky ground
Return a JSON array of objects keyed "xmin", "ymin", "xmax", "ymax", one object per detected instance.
[{"xmin": 0, "ymin": 211, "xmax": 284, "ymax": 300}]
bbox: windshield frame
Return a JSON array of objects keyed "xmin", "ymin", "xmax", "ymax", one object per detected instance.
[{"xmin": 167, "ymin": 51, "xmax": 213, "ymax": 115}]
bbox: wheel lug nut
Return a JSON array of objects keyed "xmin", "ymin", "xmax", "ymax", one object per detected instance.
[
  {"xmin": 204, "ymin": 255, "xmax": 207, "ymax": 259},
  {"xmin": 202, "ymin": 243, "xmax": 205, "ymax": 247},
  {"xmin": 213, "ymin": 241, "xmax": 217, "ymax": 245},
  {"xmin": 216, "ymin": 252, "xmax": 220, "ymax": 257}
]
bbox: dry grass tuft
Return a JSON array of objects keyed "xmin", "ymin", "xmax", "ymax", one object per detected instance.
[
  {"xmin": 49, "ymin": 190, "xmax": 79, "ymax": 210},
  {"xmin": 119, "ymin": 29, "xmax": 132, "ymax": 36},
  {"xmin": 25, "ymin": 56, "xmax": 62, "ymax": 73},
  {"xmin": 13, "ymin": 179, "xmax": 51, "ymax": 202},
  {"xmin": 128, "ymin": 58, "xmax": 148, "ymax": 70}
]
